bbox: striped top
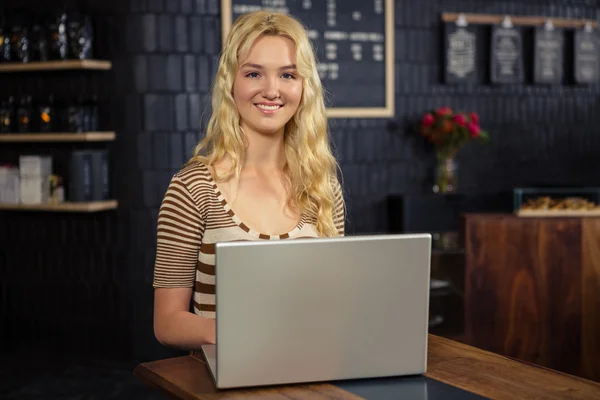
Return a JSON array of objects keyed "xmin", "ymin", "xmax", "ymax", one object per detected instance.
[{"xmin": 153, "ymin": 161, "xmax": 345, "ymax": 319}]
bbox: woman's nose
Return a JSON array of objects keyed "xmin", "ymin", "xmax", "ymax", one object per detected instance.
[{"xmin": 261, "ymin": 77, "xmax": 280, "ymax": 99}]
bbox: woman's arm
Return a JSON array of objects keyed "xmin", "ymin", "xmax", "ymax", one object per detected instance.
[
  {"xmin": 154, "ymin": 287, "xmax": 216, "ymax": 348},
  {"xmin": 153, "ymin": 173, "xmax": 212, "ymax": 349}
]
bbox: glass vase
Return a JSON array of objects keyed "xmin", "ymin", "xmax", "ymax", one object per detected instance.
[{"xmin": 433, "ymin": 153, "xmax": 458, "ymax": 194}]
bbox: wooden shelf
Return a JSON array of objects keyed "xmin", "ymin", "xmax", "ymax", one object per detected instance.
[
  {"xmin": 0, "ymin": 60, "xmax": 112, "ymax": 72},
  {"xmin": 0, "ymin": 200, "xmax": 118, "ymax": 212},
  {"xmin": 516, "ymin": 209, "xmax": 600, "ymax": 217},
  {"xmin": 0, "ymin": 132, "xmax": 116, "ymax": 142},
  {"xmin": 441, "ymin": 12, "xmax": 599, "ymax": 29}
]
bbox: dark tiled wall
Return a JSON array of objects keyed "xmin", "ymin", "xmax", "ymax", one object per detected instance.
[
  {"xmin": 342, "ymin": 0, "xmax": 600, "ymax": 233},
  {"xmin": 0, "ymin": 0, "xmax": 132, "ymax": 361},
  {"xmin": 115, "ymin": 0, "xmax": 222, "ymax": 362},
  {"xmin": 1, "ymin": 0, "xmax": 600, "ymax": 363}
]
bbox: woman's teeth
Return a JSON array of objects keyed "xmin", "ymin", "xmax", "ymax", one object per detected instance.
[{"xmin": 256, "ymin": 104, "xmax": 281, "ymax": 111}]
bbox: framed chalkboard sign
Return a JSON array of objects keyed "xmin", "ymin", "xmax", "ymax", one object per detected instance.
[
  {"xmin": 221, "ymin": 0, "xmax": 395, "ymax": 118},
  {"xmin": 444, "ymin": 23, "xmax": 477, "ymax": 84},
  {"xmin": 574, "ymin": 29, "xmax": 599, "ymax": 84},
  {"xmin": 490, "ymin": 25, "xmax": 524, "ymax": 84},
  {"xmin": 534, "ymin": 26, "xmax": 564, "ymax": 84}
]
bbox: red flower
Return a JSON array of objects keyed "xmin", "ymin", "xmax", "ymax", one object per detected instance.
[
  {"xmin": 419, "ymin": 108, "xmax": 488, "ymax": 147},
  {"xmin": 421, "ymin": 113, "xmax": 435, "ymax": 127},
  {"xmin": 469, "ymin": 112, "xmax": 479, "ymax": 124},
  {"xmin": 436, "ymin": 107, "xmax": 452, "ymax": 116},
  {"xmin": 441, "ymin": 120, "xmax": 454, "ymax": 134},
  {"xmin": 453, "ymin": 114, "xmax": 467, "ymax": 127},
  {"xmin": 467, "ymin": 122, "xmax": 480, "ymax": 138}
]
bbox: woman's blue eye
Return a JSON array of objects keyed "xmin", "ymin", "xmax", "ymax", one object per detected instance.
[
  {"xmin": 246, "ymin": 72, "xmax": 260, "ymax": 78},
  {"xmin": 282, "ymin": 73, "xmax": 295, "ymax": 79}
]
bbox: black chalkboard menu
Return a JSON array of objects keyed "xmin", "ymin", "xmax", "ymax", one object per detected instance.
[
  {"xmin": 534, "ymin": 27, "xmax": 564, "ymax": 84},
  {"xmin": 574, "ymin": 29, "xmax": 599, "ymax": 84},
  {"xmin": 221, "ymin": 0, "xmax": 395, "ymax": 118},
  {"xmin": 444, "ymin": 23, "xmax": 477, "ymax": 84},
  {"xmin": 490, "ymin": 25, "xmax": 524, "ymax": 84}
]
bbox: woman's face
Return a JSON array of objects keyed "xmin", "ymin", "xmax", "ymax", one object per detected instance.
[{"xmin": 233, "ymin": 35, "xmax": 303, "ymax": 138}]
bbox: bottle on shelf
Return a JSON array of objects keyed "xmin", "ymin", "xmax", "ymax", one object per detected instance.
[
  {"xmin": 17, "ymin": 96, "xmax": 32, "ymax": 133},
  {"xmin": 0, "ymin": 94, "xmax": 102, "ymax": 134},
  {"xmin": 38, "ymin": 95, "xmax": 55, "ymax": 133},
  {"xmin": 0, "ymin": 18, "xmax": 7, "ymax": 63},
  {"xmin": 90, "ymin": 95, "xmax": 99, "ymax": 131},
  {"xmin": 0, "ymin": 96, "xmax": 15, "ymax": 133},
  {"xmin": 67, "ymin": 12, "xmax": 94, "ymax": 60},
  {"xmin": 49, "ymin": 11, "xmax": 68, "ymax": 61},
  {"xmin": 66, "ymin": 96, "xmax": 84, "ymax": 133},
  {"xmin": 1, "ymin": 33, "xmax": 8, "ymax": 62},
  {"xmin": 3, "ymin": 14, "xmax": 15, "ymax": 62},
  {"xmin": 81, "ymin": 94, "xmax": 99, "ymax": 131},
  {"xmin": 9, "ymin": 14, "xmax": 30, "ymax": 63},
  {"xmin": 30, "ymin": 13, "xmax": 49, "ymax": 62}
]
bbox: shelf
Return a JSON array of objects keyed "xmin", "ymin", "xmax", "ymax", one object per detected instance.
[
  {"xmin": 516, "ymin": 209, "xmax": 600, "ymax": 217},
  {"xmin": 0, "ymin": 132, "xmax": 116, "ymax": 142},
  {"xmin": 430, "ymin": 279, "xmax": 455, "ymax": 298},
  {"xmin": 0, "ymin": 60, "xmax": 112, "ymax": 72},
  {"xmin": 431, "ymin": 279, "xmax": 451, "ymax": 290},
  {"xmin": 429, "ymin": 315, "xmax": 444, "ymax": 328},
  {"xmin": 0, "ymin": 200, "xmax": 118, "ymax": 212},
  {"xmin": 441, "ymin": 12, "xmax": 598, "ymax": 29}
]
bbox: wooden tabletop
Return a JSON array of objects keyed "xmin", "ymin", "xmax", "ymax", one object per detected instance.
[{"xmin": 134, "ymin": 335, "xmax": 600, "ymax": 400}]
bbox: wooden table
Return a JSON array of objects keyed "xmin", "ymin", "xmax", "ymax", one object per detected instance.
[
  {"xmin": 134, "ymin": 335, "xmax": 600, "ymax": 399},
  {"xmin": 463, "ymin": 213, "xmax": 600, "ymax": 381}
]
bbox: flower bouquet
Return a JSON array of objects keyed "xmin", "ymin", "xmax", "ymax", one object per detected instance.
[{"xmin": 420, "ymin": 107, "xmax": 489, "ymax": 193}]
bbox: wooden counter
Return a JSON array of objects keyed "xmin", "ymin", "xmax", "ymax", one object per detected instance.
[
  {"xmin": 464, "ymin": 213, "xmax": 600, "ymax": 382},
  {"xmin": 134, "ymin": 334, "xmax": 600, "ymax": 399}
]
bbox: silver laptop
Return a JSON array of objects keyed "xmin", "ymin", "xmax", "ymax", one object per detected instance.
[{"xmin": 201, "ymin": 233, "xmax": 432, "ymax": 389}]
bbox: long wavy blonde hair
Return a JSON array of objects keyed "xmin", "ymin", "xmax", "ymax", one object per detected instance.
[{"xmin": 189, "ymin": 11, "xmax": 343, "ymax": 237}]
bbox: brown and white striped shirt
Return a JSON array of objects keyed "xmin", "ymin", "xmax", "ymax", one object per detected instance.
[{"xmin": 153, "ymin": 161, "xmax": 345, "ymax": 319}]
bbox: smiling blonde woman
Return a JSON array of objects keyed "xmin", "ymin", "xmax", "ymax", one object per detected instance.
[{"xmin": 152, "ymin": 11, "xmax": 345, "ymax": 350}]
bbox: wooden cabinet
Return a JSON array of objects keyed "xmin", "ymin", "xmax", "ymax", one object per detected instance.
[{"xmin": 464, "ymin": 213, "xmax": 600, "ymax": 382}]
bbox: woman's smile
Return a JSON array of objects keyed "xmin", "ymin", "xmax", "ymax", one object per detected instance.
[{"xmin": 255, "ymin": 102, "xmax": 284, "ymax": 113}]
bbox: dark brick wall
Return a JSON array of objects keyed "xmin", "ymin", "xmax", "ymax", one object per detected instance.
[
  {"xmin": 1, "ymin": 0, "xmax": 600, "ymax": 364},
  {"xmin": 114, "ymin": 0, "xmax": 222, "ymax": 362}
]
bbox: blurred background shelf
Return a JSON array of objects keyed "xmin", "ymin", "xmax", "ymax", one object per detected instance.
[
  {"xmin": 0, "ymin": 60, "xmax": 112, "ymax": 72},
  {"xmin": 516, "ymin": 209, "xmax": 600, "ymax": 217},
  {"xmin": 0, "ymin": 200, "xmax": 118, "ymax": 212},
  {"xmin": 0, "ymin": 132, "xmax": 116, "ymax": 142}
]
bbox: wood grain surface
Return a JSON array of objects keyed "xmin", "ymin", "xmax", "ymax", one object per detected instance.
[
  {"xmin": 464, "ymin": 213, "xmax": 600, "ymax": 382},
  {"xmin": 134, "ymin": 353, "xmax": 363, "ymax": 400},
  {"xmin": 582, "ymin": 218, "xmax": 600, "ymax": 381},
  {"xmin": 427, "ymin": 335, "xmax": 600, "ymax": 400},
  {"xmin": 134, "ymin": 335, "xmax": 600, "ymax": 400}
]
